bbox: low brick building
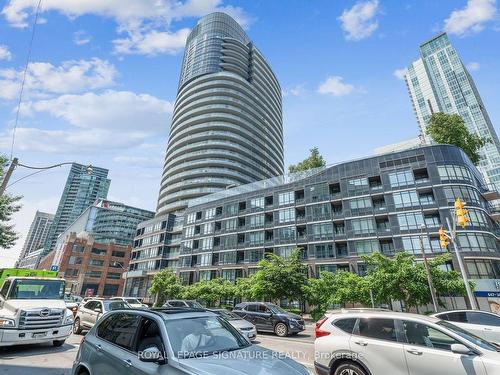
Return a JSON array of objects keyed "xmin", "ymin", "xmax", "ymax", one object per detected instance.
[{"xmin": 45, "ymin": 232, "xmax": 131, "ymax": 297}]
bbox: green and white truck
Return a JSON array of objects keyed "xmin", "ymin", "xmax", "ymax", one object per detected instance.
[{"xmin": 0, "ymin": 268, "xmax": 74, "ymax": 347}]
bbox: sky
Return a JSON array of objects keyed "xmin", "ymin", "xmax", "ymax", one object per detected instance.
[{"xmin": 1, "ymin": 0, "xmax": 500, "ymax": 267}]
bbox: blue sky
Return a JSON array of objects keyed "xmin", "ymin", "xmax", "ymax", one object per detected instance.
[{"xmin": 1, "ymin": 0, "xmax": 499, "ymax": 266}]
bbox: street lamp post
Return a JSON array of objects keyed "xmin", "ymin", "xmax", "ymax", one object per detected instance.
[{"xmin": 419, "ymin": 224, "xmax": 439, "ymax": 313}]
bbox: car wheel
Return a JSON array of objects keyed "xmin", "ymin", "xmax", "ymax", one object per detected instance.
[
  {"xmin": 73, "ymin": 318, "xmax": 82, "ymax": 334},
  {"xmin": 334, "ymin": 362, "xmax": 367, "ymax": 375},
  {"xmin": 53, "ymin": 340, "xmax": 65, "ymax": 347},
  {"xmin": 274, "ymin": 322, "xmax": 288, "ymax": 337}
]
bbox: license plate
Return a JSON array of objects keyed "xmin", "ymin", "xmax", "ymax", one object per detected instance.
[{"xmin": 33, "ymin": 332, "xmax": 47, "ymax": 338}]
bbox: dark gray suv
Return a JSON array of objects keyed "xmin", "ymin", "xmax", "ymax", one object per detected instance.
[
  {"xmin": 72, "ymin": 308, "xmax": 309, "ymax": 375},
  {"xmin": 233, "ymin": 302, "xmax": 305, "ymax": 337}
]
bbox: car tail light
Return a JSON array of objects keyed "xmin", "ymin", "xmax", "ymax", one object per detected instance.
[{"xmin": 315, "ymin": 316, "xmax": 330, "ymax": 338}]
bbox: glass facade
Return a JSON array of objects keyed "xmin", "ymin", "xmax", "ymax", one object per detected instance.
[
  {"xmin": 405, "ymin": 33, "xmax": 500, "ymax": 185},
  {"xmin": 157, "ymin": 12, "xmax": 284, "ymax": 215},
  {"xmin": 176, "ymin": 145, "xmax": 500, "ymax": 283}
]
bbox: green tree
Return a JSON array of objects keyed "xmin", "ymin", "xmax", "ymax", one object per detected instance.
[
  {"xmin": 234, "ymin": 276, "xmax": 256, "ymax": 300},
  {"xmin": 329, "ymin": 271, "xmax": 371, "ymax": 306},
  {"xmin": 426, "ymin": 113, "xmax": 487, "ymax": 165},
  {"xmin": 183, "ymin": 278, "xmax": 236, "ymax": 307},
  {"xmin": 288, "ymin": 147, "xmax": 326, "ymax": 174},
  {"xmin": 252, "ymin": 249, "xmax": 308, "ymax": 303},
  {"xmin": 148, "ymin": 268, "xmax": 185, "ymax": 307},
  {"xmin": 0, "ymin": 156, "xmax": 21, "ymax": 249}
]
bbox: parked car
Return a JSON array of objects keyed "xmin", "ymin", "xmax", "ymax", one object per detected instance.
[
  {"xmin": 233, "ymin": 302, "xmax": 305, "ymax": 337},
  {"xmin": 72, "ymin": 308, "xmax": 309, "ymax": 375},
  {"xmin": 432, "ymin": 310, "xmax": 500, "ymax": 345},
  {"xmin": 111, "ymin": 296, "xmax": 148, "ymax": 308},
  {"xmin": 162, "ymin": 299, "xmax": 203, "ymax": 308},
  {"xmin": 73, "ymin": 299, "xmax": 130, "ymax": 334},
  {"xmin": 65, "ymin": 293, "xmax": 83, "ymax": 316},
  {"xmin": 210, "ymin": 308, "xmax": 257, "ymax": 341},
  {"xmin": 314, "ymin": 309, "xmax": 500, "ymax": 375}
]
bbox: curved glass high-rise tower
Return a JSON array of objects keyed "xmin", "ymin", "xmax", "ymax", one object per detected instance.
[{"xmin": 157, "ymin": 12, "xmax": 284, "ymax": 215}]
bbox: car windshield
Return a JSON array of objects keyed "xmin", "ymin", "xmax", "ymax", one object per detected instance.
[
  {"xmin": 268, "ymin": 304, "xmax": 287, "ymax": 314},
  {"xmin": 124, "ymin": 298, "xmax": 141, "ymax": 304},
  {"xmin": 437, "ymin": 321, "xmax": 499, "ymax": 352},
  {"xmin": 165, "ymin": 316, "xmax": 250, "ymax": 358},
  {"xmin": 217, "ymin": 310, "xmax": 242, "ymax": 321},
  {"xmin": 104, "ymin": 301, "xmax": 130, "ymax": 311},
  {"xmin": 9, "ymin": 279, "xmax": 65, "ymax": 300}
]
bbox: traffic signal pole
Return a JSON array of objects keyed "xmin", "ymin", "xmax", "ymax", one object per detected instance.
[{"xmin": 445, "ymin": 216, "xmax": 478, "ymax": 310}]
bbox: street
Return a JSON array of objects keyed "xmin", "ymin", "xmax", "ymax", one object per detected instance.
[{"xmin": 0, "ymin": 324, "xmax": 316, "ymax": 374}]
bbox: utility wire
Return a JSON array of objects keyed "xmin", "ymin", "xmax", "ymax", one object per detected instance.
[{"xmin": 10, "ymin": 0, "xmax": 43, "ymax": 160}]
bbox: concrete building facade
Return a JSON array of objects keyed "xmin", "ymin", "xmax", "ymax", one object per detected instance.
[{"xmin": 16, "ymin": 211, "xmax": 54, "ymax": 269}]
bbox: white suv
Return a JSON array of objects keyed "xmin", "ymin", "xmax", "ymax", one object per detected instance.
[{"xmin": 314, "ymin": 310, "xmax": 500, "ymax": 375}]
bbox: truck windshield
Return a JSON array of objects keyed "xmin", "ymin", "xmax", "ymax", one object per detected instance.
[{"xmin": 8, "ymin": 279, "xmax": 65, "ymax": 300}]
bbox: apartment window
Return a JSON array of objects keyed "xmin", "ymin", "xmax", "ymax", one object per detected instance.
[
  {"xmin": 201, "ymin": 237, "xmax": 213, "ymax": 251},
  {"xmin": 315, "ymin": 264, "xmax": 337, "ymax": 276},
  {"xmin": 220, "ymin": 251, "xmax": 236, "ymax": 265},
  {"xmin": 397, "ymin": 212, "xmax": 424, "ymax": 230},
  {"xmin": 438, "ymin": 165, "xmax": 473, "ymax": 183},
  {"xmin": 401, "ymin": 235, "xmax": 439, "ymax": 254},
  {"xmin": 106, "ymin": 272, "xmax": 121, "ymax": 280},
  {"xmin": 349, "ymin": 197, "xmax": 372, "ymax": 211},
  {"xmin": 205, "ymin": 208, "xmax": 216, "ymax": 220},
  {"xmin": 89, "ymin": 259, "xmax": 104, "ymax": 267},
  {"xmin": 314, "ymin": 244, "xmax": 334, "ymax": 259},
  {"xmin": 388, "ymin": 170, "xmax": 415, "ymax": 188},
  {"xmin": 353, "ymin": 240, "xmax": 380, "ymax": 255},
  {"xmin": 278, "ymin": 208, "xmax": 295, "ymax": 223},
  {"xmin": 248, "ymin": 231, "xmax": 264, "ymax": 246},
  {"xmin": 199, "ymin": 270, "xmax": 211, "ymax": 281},
  {"xmin": 393, "ymin": 190, "xmax": 420, "ymax": 208},
  {"xmin": 350, "ymin": 218, "xmax": 376, "ymax": 235},
  {"xmin": 468, "ymin": 209, "xmax": 488, "ymax": 227},
  {"xmin": 87, "ymin": 271, "xmax": 102, "ymax": 278},
  {"xmin": 226, "ymin": 203, "xmax": 238, "ymax": 215},
  {"xmin": 443, "ymin": 186, "xmax": 481, "ymax": 205},
  {"xmin": 311, "ymin": 223, "xmax": 333, "ymax": 240},
  {"xmin": 278, "ymin": 191, "xmax": 294, "ymax": 206},
  {"xmin": 307, "ymin": 203, "xmax": 331, "ymax": 220},
  {"xmin": 68, "ymin": 256, "xmax": 82, "ymax": 265},
  {"xmin": 307, "ymin": 184, "xmax": 329, "ymax": 201},
  {"xmin": 185, "ymin": 226, "xmax": 195, "ymax": 238},
  {"xmin": 274, "ymin": 246, "xmax": 296, "ymax": 258},
  {"xmin": 277, "ymin": 226, "xmax": 296, "ymax": 241},
  {"xmin": 111, "ymin": 251, "xmax": 125, "ymax": 257},
  {"xmin": 91, "ymin": 248, "xmax": 107, "ymax": 256},
  {"xmin": 419, "ymin": 192, "xmax": 435, "ymax": 205},
  {"xmin": 424, "ymin": 214, "xmax": 441, "ymax": 227},
  {"xmin": 466, "ymin": 260, "xmax": 500, "ymax": 279},
  {"xmin": 250, "ymin": 197, "xmax": 265, "ymax": 209},
  {"xmin": 203, "ymin": 222, "xmax": 214, "ymax": 235},
  {"xmin": 249, "ymin": 214, "xmax": 264, "ymax": 228},
  {"xmin": 458, "ymin": 233, "xmax": 499, "ymax": 252},
  {"xmin": 347, "ymin": 177, "xmax": 369, "ymax": 191},
  {"xmin": 199, "ymin": 253, "xmax": 212, "ymax": 267},
  {"xmin": 186, "ymin": 213, "xmax": 196, "ymax": 224},
  {"xmin": 225, "ymin": 218, "xmax": 237, "ymax": 231}
]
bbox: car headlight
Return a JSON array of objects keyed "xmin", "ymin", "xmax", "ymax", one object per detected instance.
[
  {"xmin": 0, "ymin": 318, "xmax": 16, "ymax": 327},
  {"xmin": 64, "ymin": 314, "xmax": 74, "ymax": 325}
]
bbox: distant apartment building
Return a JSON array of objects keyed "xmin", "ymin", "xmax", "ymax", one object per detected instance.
[
  {"xmin": 16, "ymin": 211, "xmax": 54, "ymax": 269},
  {"xmin": 43, "ymin": 163, "xmax": 110, "ymax": 254},
  {"xmin": 123, "ymin": 214, "xmax": 183, "ymax": 301},
  {"xmin": 405, "ymin": 33, "xmax": 500, "ymax": 185},
  {"xmin": 50, "ymin": 232, "xmax": 131, "ymax": 297}
]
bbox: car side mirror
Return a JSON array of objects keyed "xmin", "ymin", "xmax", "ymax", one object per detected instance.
[
  {"xmin": 451, "ymin": 344, "xmax": 474, "ymax": 355},
  {"xmin": 139, "ymin": 346, "xmax": 167, "ymax": 365}
]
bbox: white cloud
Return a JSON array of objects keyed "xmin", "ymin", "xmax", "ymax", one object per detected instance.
[
  {"xmin": 113, "ymin": 27, "xmax": 191, "ymax": 56},
  {"xmin": 32, "ymin": 90, "xmax": 173, "ymax": 132},
  {"xmin": 0, "ymin": 45, "xmax": 12, "ymax": 60},
  {"xmin": 2, "ymin": 0, "xmax": 251, "ymax": 55},
  {"xmin": 444, "ymin": 0, "xmax": 497, "ymax": 36},
  {"xmin": 393, "ymin": 67, "xmax": 408, "ymax": 80},
  {"xmin": 317, "ymin": 76, "xmax": 355, "ymax": 96},
  {"xmin": 0, "ymin": 58, "xmax": 117, "ymax": 100},
  {"xmin": 338, "ymin": 0, "xmax": 380, "ymax": 41},
  {"xmin": 467, "ymin": 61, "xmax": 481, "ymax": 71},
  {"xmin": 73, "ymin": 30, "xmax": 91, "ymax": 45}
]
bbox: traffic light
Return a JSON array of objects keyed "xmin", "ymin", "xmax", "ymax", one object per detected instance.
[
  {"xmin": 454, "ymin": 198, "xmax": 470, "ymax": 229},
  {"xmin": 439, "ymin": 227, "xmax": 449, "ymax": 249}
]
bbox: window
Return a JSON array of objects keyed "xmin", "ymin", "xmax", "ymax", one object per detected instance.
[
  {"xmin": 334, "ymin": 318, "xmax": 357, "ymax": 334},
  {"xmin": 388, "ymin": 170, "xmax": 415, "ymax": 188},
  {"xmin": 136, "ymin": 318, "xmax": 164, "ymax": 353},
  {"xmin": 103, "ymin": 284, "xmax": 119, "ymax": 296},
  {"xmin": 466, "ymin": 259, "xmax": 500, "ymax": 279},
  {"xmin": 424, "ymin": 214, "xmax": 440, "ymax": 227},
  {"xmin": 438, "ymin": 165, "xmax": 473, "ymax": 183},
  {"xmin": 307, "ymin": 184, "xmax": 329, "ymax": 201},
  {"xmin": 347, "ymin": 177, "xmax": 369, "ymax": 191},
  {"xmin": 403, "ymin": 321, "xmax": 459, "ymax": 351},
  {"xmin": 249, "ymin": 214, "xmax": 264, "ymax": 228},
  {"xmin": 311, "ymin": 223, "xmax": 333, "ymax": 240},
  {"xmin": 466, "ymin": 312, "xmax": 500, "ymax": 327},
  {"xmin": 393, "ymin": 190, "xmax": 420, "ymax": 208},
  {"xmin": 186, "ymin": 213, "xmax": 196, "ymax": 224},
  {"xmin": 202, "ymin": 222, "xmax": 214, "ymax": 235},
  {"xmin": 402, "ymin": 235, "xmax": 441, "ymax": 254},
  {"xmin": 250, "ymin": 197, "xmax": 264, "ymax": 209},
  {"xmin": 199, "ymin": 253, "xmax": 212, "ymax": 266},
  {"xmin": 201, "ymin": 237, "xmax": 213, "ymax": 251},
  {"xmin": 314, "ymin": 244, "xmax": 334, "ymax": 258},
  {"xmin": 97, "ymin": 313, "xmax": 141, "ymax": 351},
  {"xmin": 226, "ymin": 203, "xmax": 238, "ymax": 215},
  {"xmin": 349, "ymin": 197, "xmax": 372, "ymax": 211},
  {"xmin": 350, "ymin": 218, "xmax": 376, "ymax": 235},
  {"xmin": 91, "ymin": 248, "xmax": 107, "ymax": 256},
  {"xmin": 468, "ymin": 209, "xmax": 488, "ymax": 227},
  {"xmin": 225, "ymin": 218, "xmax": 237, "ymax": 231},
  {"xmin": 358, "ymin": 318, "xmax": 397, "ymax": 342},
  {"xmin": 458, "ymin": 233, "xmax": 499, "ymax": 252},
  {"xmin": 69, "ymin": 256, "xmax": 83, "ymax": 265},
  {"xmin": 307, "ymin": 203, "xmax": 331, "ymax": 220},
  {"xmin": 278, "ymin": 208, "xmax": 295, "ymax": 223},
  {"xmin": 89, "ymin": 259, "xmax": 104, "ymax": 267},
  {"xmin": 87, "ymin": 271, "xmax": 102, "ymax": 278},
  {"xmin": 443, "ymin": 186, "xmax": 481, "ymax": 205},
  {"xmin": 107, "ymin": 272, "xmax": 121, "ymax": 280},
  {"xmin": 353, "ymin": 240, "xmax": 380, "ymax": 254},
  {"xmin": 397, "ymin": 212, "xmax": 424, "ymax": 230},
  {"xmin": 0, "ymin": 280, "xmax": 11, "ymax": 298},
  {"xmin": 205, "ymin": 208, "xmax": 216, "ymax": 220},
  {"xmin": 112, "ymin": 251, "xmax": 125, "ymax": 257},
  {"xmin": 248, "ymin": 231, "xmax": 264, "ymax": 245},
  {"xmin": 278, "ymin": 191, "xmax": 294, "ymax": 206}
]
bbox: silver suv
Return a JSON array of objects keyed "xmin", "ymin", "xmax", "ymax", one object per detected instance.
[
  {"xmin": 72, "ymin": 308, "xmax": 309, "ymax": 375},
  {"xmin": 73, "ymin": 299, "xmax": 130, "ymax": 334}
]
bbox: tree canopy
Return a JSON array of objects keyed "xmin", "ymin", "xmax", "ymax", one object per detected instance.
[
  {"xmin": 426, "ymin": 113, "xmax": 488, "ymax": 165},
  {"xmin": 183, "ymin": 278, "xmax": 235, "ymax": 307},
  {"xmin": 288, "ymin": 147, "xmax": 326, "ymax": 174},
  {"xmin": 0, "ymin": 156, "xmax": 21, "ymax": 249},
  {"xmin": 148, "ymin": 268, "xmax": 185, "ymax": 306}
]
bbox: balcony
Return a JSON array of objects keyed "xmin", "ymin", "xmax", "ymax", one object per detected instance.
[{"xmin": 482, "ymin": 184, "xmax": 500, "ymax": 201}]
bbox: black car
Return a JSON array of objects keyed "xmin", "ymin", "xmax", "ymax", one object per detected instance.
[{"xmin": 233, "ymin": 302, "xmax": 305, "ymax": 337}]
